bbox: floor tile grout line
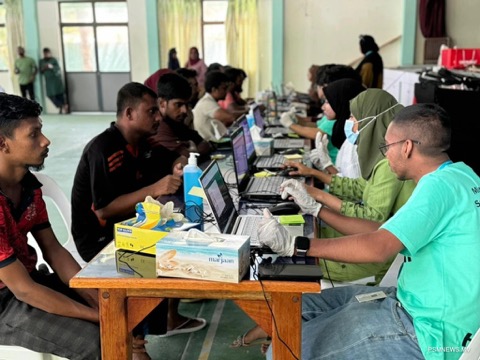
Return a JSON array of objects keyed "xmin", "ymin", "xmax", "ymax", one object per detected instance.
[
  {"xmin": 196, "ymin": 300, "xmax": 226, "ymax": 360},
  {"xmin": 180, "ymin": 300, "xmax": 208, "ymax": 360}
]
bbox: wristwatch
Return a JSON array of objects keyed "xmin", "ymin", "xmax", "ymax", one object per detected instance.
[{"xmin": 294, "ymin": 236, "xmax": 310, "ymax": 257}]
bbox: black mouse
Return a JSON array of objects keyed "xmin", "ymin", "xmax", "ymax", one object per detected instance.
[
  {"xmin": 268, "ymin": 202, "xmax": 301, "ymax": 215},
  {"xmin": 276, "ymin": 167, "xmax": 299, "ymax": 177}
]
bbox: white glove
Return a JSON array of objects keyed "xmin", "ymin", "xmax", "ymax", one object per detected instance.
[
  {"xmin": 279, "ymin": 109, "xmax": 296, "ymax": 129},
  {"xmin": 309, "ymin": 132, "xmax": 333, "ymax": 170},
  {"xmin": 280, "ymin": 179, "xmax": 322, "ymax": 217},
  {"xmin": 257, "ymin": 209, "xmax": 294, "ymax": 256}
]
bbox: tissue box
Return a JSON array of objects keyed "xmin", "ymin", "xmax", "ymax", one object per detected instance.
[
  {"xmin": 116, "ymin": 249, "xmax": 156, "ymax": 278},
  {"xmin": 156, "ymin": 232, "xmax": 250, "ymax": 283},
  {"xmin": 254, "ymin": 138, "xmax": 273, "ymax": 157},
  {"xmin": 114, "ymin": 219, "xmax": 198, "ymax": 255}
]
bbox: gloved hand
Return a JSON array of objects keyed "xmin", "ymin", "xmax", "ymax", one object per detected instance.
[
  {"xmin": 280, "ymin": 179, "xmax": 322, "ymax": 217},
  {"xmin": 279, "ymin": 108, "xmax": 297, "ymax": 129},
  {"xmin": 257, "ymin": 209, "xmax": 294, "ymax": 256},
  {"xmin": 309, "ymin": 132, "xmax": 333, "ymax": 170}
]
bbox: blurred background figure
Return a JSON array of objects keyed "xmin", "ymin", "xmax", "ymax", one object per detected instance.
[
  {"xmin": 355, "ymin": 35, "xmax": 383, "ymax": 89},
  {"xmin": 14, "ymin": 46, "xmax": 37, "ymax": 100},
  {"xmin": 39, "ymin": 47, "xmax": 69, "ymax": 114},
  {"xmin": 168, "ymin": 48, "xmax": 180, "ymax": 71},
  {"xmin": 185, "ymin": 46, "xmax": 208, "ymax": 91}
]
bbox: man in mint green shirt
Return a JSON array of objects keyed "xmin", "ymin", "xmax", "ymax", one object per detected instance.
[
  {"xmin": 260, "ymin": 103, "xmax": 480, "ymax": 359},
  {"xmin": 14, "ymin": 46, "xmax": 37, "ymax": 100}
]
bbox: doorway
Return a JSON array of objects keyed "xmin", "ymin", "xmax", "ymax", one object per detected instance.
[{"xmin": 59, "ymin": 1, "xmax": 131, "ymax": 112}]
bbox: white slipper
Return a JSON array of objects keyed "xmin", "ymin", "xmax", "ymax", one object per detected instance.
[{"xmin": 158, "ymin": 317, "xmax": 207, "ymax": 337}]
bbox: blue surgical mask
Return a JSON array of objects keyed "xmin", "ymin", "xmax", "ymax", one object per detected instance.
[{"xmin": 344, "ymin": 120, "xmax": 358, "ymax": 144}]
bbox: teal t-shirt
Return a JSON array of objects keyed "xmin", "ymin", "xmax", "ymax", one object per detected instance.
[
  {"xmin": 316, "ymin": 115, "xmax": 338, "ymax": 164},
  {"xmin": 381, "ymin": 162, "xmax": 480, "ymax": 359}
]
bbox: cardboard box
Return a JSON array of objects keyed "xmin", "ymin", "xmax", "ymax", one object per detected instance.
[
  {"xmin": 441, "ymin": 48, "xmax": 480, "ymax": 69},
  {"xmin": 114, "ymin": 219, "xmax": 198, "ymax": 255},
  {"xmin": 115, "ymin": 249, "xmax": 156, "ymax": 278},
  {"xmin": 156, "ymin": 232, "xmax": 250, "ymax": 283}
]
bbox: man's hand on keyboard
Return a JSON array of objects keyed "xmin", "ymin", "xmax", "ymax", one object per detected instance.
[
  {"xmin": 280, "ymin": 179, "xmax": 322, "ymax": 217},
  {"xmin": 257, "ymin": 209, "xmax": 294, "ymax": 257}
]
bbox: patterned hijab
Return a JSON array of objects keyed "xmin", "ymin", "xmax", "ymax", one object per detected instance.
[{"xmin": 349, "ymin": 89, "xmax": 403, "ymax": 179}]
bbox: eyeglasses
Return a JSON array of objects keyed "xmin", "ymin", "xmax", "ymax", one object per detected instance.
[{"xmin": 378, "ymin": 139, "xmax": 421, "ymax": 157}]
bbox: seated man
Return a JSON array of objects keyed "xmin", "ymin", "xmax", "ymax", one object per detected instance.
[
  {"xmin": 260, "ymin": 103, "xmax": 480, "ymax": 359},
  {"xmin": 218, "ymin": 67, "xmax": 249, "ymax": 114},
  {"xmin": 193, "ymin": 70, "xmax": 237, "ymax": 141},
  {"xmin": 0, "ymin": 93, "xmax": 100, "ymax": 359},
  {"xmin": 147, "ymin": 73, "xmax": 212, "ymax": 162},
  {"xmin": 71, "ymin": 82, "xmax": 206, "ymax": 358}
]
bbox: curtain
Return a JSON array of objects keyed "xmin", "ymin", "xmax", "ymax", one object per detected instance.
[
  {"xmin": 419, "ymin": 0, "xmax": 446, "ymax": 38},
  {"xmin": 226, "ymin": 0, "xmax": 258, "ymax": 98},
  {"xmin": 5, "ymin": 0, "xmax": 25, "ymax": 95},
  {"xmin": 157, "ymin": 0, "xmax": 202, "ymax": 69}
]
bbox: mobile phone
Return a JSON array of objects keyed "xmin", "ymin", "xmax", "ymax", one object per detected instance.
[{"xmin": 257, "ymin": 263, "xmax": 323, "ymax": 282}]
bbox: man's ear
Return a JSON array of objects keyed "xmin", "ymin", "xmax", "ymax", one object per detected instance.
[
  {"xmin": 125, "ymin": 106, "xmax": 133, "ymax": 120},
  {"xmin": 0, "ymin": 135, "xmax": 8, "ymax": 153},
  {"xmin": 158, "ymin": 97, "xmax": 167, "ymax": 112}
]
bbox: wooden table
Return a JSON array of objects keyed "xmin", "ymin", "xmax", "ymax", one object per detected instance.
[{"xmin": 70, "ymin": 242, "xmax": 320, "ymax": 359}]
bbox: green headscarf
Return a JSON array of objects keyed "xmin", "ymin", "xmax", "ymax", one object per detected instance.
[{"xmin": 349, "ymin": 89, "xmax": 403, "ymax": 179}]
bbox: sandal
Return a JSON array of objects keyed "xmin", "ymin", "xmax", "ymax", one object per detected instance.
[
  {"xmin": 260, "ymin": 337, "xmax": 272, "ymax": 355},
  {"xmin": 230, "ymin": 332, "xmax": 270, "ymax": 348}
]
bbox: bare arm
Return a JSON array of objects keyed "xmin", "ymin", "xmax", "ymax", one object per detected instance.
[
  {"xmin": 289, "ymin": 124, "xmax": 321, "ymax": 140},
  {"xmin": 317, "ymin": 207, "xmax": 382, "ymax": 235},
  {"xmin": 284, "ymin": 161, "xmax": 333, "ymax": 185},
  {"xmin": 213, "ymin": 108, "xmax": 236, "ymax": 126},
  {"xmin": 305, "ymin": 184, "xmax": 343, "ymax": 212},
  {"xmin": 307, "ymin": 229, "xmax": 404, "ymax": 263},
  {"xmin": 0, "ymin": 260, "xmax": 98, "ymax": 322}
]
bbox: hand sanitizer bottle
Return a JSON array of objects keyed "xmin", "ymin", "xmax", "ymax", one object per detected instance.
[{"xmin": 183, "ymin": 153, "xmax": 203, "ymax": 229}]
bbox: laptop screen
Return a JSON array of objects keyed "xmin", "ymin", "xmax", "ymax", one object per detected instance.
[
  {"xmin": 231, "ymin": 127, "xmax": 249, "ymax": 188},
  {"xmin": 239, "ymin": 116, "xmax": 255, "ymax": 162},
  {"xmin": 199, "ymin": 161, "xmax": 236, "ymax": 234},
  {"xmin": 253, "ymin": 105, "xmax": 265, "ymax": 129}
]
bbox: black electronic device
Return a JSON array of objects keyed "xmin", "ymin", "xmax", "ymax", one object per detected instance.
[
  {"xmin": 276, "ymin": 167, "xmax": 301, "ymax": 177},
  {"xmin": 258, "ymin": 263, "xmax": 323, "ymax": 282},
  {"xmin": 268, "ymin": 202, "xmax": 300, "ymax": 215}
]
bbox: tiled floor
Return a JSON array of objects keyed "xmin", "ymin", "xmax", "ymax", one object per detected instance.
[{"xmin": 41, "ymin": 113, "xmax": 265, "ymax": 360}]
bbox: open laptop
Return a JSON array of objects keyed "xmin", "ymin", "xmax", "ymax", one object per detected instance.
[
  {"xmin": 230, "ymin": 127, "xmax": 289, "ymax": 202},
  {"xmin": 252, "ymin": 105, "xmax": 304, "ymax": 149},
  {"xmin": 199, "ymin": 161, "xmax": 303, "ymax": 248}
]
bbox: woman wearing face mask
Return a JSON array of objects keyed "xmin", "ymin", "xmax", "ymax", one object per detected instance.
[{"xmin": 285, "ymin": 88, "xmax": 416, "ymax": 283}]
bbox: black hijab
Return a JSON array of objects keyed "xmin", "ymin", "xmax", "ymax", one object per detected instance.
[
  {"xmin": 168, "ymin": 48, "xmax": 180, "ymax": 71},
  {"xmin": 323, "ymin": 79, "xmax": 365, "ymax": 149}
]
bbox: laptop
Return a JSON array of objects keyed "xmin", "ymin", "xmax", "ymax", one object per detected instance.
[
  {"xmin": 230, "ymin": 127, "xmax": 289, "ymax": 202},
  {"xmin": 199, "ymin": 161, "xmax": 304, "ymax": 248},
  {"xmin": 252, "ymin": 105, "xmax": 303, "ymax": 145}
]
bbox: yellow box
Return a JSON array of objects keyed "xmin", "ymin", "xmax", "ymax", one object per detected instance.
[
  {"xmin": 114, "ymin": 218, "xmax": 170, "ymax": 255},
  {"xmin": 115, "ymin": 249, "xmax": 156, "ymax": 278}
]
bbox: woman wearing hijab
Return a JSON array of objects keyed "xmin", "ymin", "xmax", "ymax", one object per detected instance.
[
  {"xmin": 355, "ymin": 35, "xmax": 383, "ymax": 88},
  {"xmin": 285, "ymin": 89, "xmax": 416, "ymax": 284},
  {"xmin": 185, "ymin": 46, "xmax": 208, "ymax": 90},
  {"xmin": 168, "ymin": 48, "xmax": 180, "ymax": 70}
]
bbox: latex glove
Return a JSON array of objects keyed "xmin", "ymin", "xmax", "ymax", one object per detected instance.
[
  {"xmin": 280, "ymin": 179, "xmax": 322, "ymax": 217},
  {"xmin": 279, "ymin": 110, "xmax": 296, "ymax": 129},
  {"xmin": 257, "ymin": 209, "xmax": 294, "ymax": 256},
  {"xmin": 309, "ymin": 132, "xmax": 333, "ymax": 170}
]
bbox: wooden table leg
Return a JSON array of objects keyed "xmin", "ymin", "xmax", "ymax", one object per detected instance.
[
  {"xmin": 270, "ymin": 292, "xmax": 302, "ymax": 360},
  {"xmin": 99, "ymin": 288, "xmax": 130, "ymax": 360}
]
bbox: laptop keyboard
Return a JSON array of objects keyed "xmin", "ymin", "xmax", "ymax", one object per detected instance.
[
  {"xmin": 264, "ymin": 127, "xmax": 291, "ymax": 135},
  {"xmin": 274, "ymin": 139, "xmax": 305, "ymax": 149},
  {"xmin": 238, "ymin": 216, "xmax": 262, "ymax": 246},
  {"xmin": 248, "ymin": 176, "xmax": 286, "ymax": 194},
  {"xmin": 255, "ymin": 154, "xmax": 285, "ymax": 168}
]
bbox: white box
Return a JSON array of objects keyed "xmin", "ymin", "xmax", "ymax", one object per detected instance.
[
  {"xmin": 254, "ymin": 138, "xmax": 273, "ymax": 156},
  {"xmin": 156, "ymin": 232, "xmax": 250, "ymax": 283}
]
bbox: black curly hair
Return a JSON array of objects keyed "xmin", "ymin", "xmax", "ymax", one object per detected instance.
[{"xmin": 0, "ymin": 93, "xmax": 43, "ymax": 138}]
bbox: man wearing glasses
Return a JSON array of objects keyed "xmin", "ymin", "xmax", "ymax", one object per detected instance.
[{"xmin": 260, "ymin": 103, "xmax": 480, "ymax": 359}]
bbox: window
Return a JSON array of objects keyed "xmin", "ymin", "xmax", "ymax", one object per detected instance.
[
  {"xmin": 202, "ymin": 0, "xmax": 227, "ymax": 65},
  {"xmin": 59, "ymin": 1, "xmax": 130, "ymax": 72},
  {"xmin": 0, "ymin": 6, "xmax": 7, "ymax": 71}
]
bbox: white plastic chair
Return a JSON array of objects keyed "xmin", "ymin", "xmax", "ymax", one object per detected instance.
[
  {"xmin": 0, "ymin": 173, "xmax": 82, "ymax": 360},
  {"xmin": 378, "ymin": 253, "xmax": 404, "ymax": 287},
  {"xmin": 459, "ymin": 328, "xmax": 480, "ymax": 360}
]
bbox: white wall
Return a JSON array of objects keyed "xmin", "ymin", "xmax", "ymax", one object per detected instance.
[{"xmin": 282, "ymin": 0, "xmax": 403, "ymax": 93}]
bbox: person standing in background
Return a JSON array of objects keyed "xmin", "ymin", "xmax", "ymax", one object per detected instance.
[
  {"xmin": 355, "ymin": 35, "xmax": 383, "ymax": 89},
  {"xmin": 39, "ymin": 48, "xmax": 69, "ymax": 114},
  {"xmin": 168, "ymin": 48, "xmax": 180, "ymax": 71},
  {"xmin": 14, "ymin": 46, "xmax": 37, "ymax": 100},
  {"xmin": 185, "ymin": 47, "xmax": 207, "ymax": 91}
]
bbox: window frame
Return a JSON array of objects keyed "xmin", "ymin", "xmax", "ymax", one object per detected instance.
[{"xmin": 201, "ymin": 0, "xmax": 228, "ymax": 65}]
